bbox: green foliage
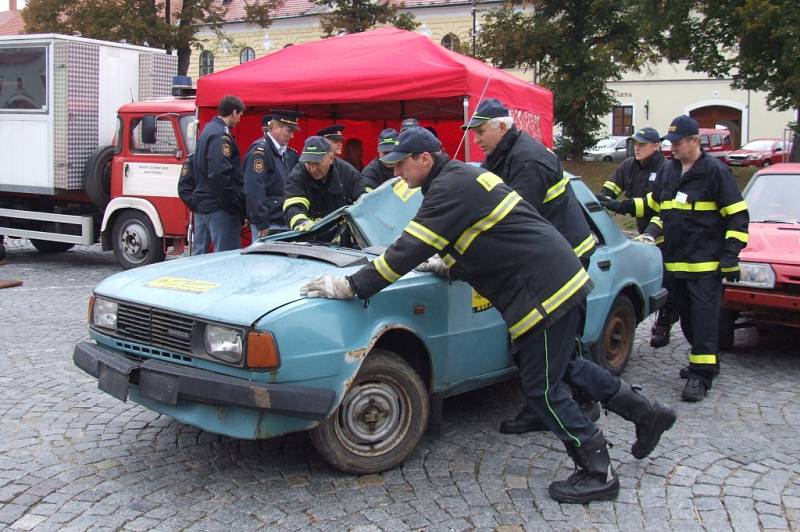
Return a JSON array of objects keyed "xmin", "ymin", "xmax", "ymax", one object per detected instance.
[
  {"xmin": 477, "ymin": 1, "xmax": 660, "ymax": 159},
  {"xmin": 314, "ymin": 0, "xmax": 418, "ymax": 37},
  {"xmin": 22, "ymin": 0, "xmax": 280, "ymax": 75}
]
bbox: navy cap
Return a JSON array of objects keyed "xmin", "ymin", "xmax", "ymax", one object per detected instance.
[
  {"xmin": 462, "ymin": 98, "xmax": 510, "ymax": 129},
  {"xmin": 631, "ymin": 126, "xmax": 660, "ymax": 144},
  {"xmin": 260, "ymin": 114, "xmax": 272, "ymax": 128},
  {"xmin": 270, "ymin": 109, "xmax": 302, "ymax": 130},
  {"xmin": 377, "ymin": 128, "xmax": 399, "ymax": 152},
  {"xmin": 662, "ymin": 115, "xmax": 699, "ymax": 142},
  {"xmin": 400, "ymin": 118, "xmax": 420, "ymax": 132},
  {"xmin": 316, "ymin": 124, "xmax": 345, "ymax": 140},
  {"xmin": 299, "ymin": 136, "xmax": 332, "ymax": 163},
  {"xmin": 380, "ymin": 127, "xmax": 442, "ymax": 165}
]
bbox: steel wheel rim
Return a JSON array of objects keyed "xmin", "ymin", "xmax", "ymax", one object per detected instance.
[
  {"xmin": 605, "ymin": 314, "xmax": 630, "ymax": 367},
  {"xmin": 334, "ymin": 378, "xmax": 411, "ymax": 457},
  {"xmin": 120, "ymin": 221, "xmax": 150, "ymax": 263}
]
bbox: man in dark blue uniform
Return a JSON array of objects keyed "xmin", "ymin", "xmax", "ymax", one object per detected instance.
[
  {"xmin": 244, "ymin": 110, "xmax": 302, "ymax": 239},
  {"xmin": 361, "ymin": 128, "xmax": 399, "ymax": 192},
  {"xmin": 301, "ymin": 128, "xmax": 676, "ymax": 504},
  {"xmin": 192, "ymin": 95, "xmax": 245, "ymax": 253},
  {"xmin": 317, "ymin": 125, "xmax": 346, "ymax": 156}
]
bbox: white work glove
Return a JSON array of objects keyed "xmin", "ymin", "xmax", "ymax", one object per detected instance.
[
  {"xmin": 295, "ymin": 220, "xmax": 314, "ymax": 232},
  {"xmin": 415, "ymin": 255, "xmax": 449, "ymax": 277},
  {"xmin": 300, "ymin": 275, "xmax": 355, "ymax": 299},
  {"xmin": 633, "ymin": 233, "xmax": 656, "ymax": 246}
]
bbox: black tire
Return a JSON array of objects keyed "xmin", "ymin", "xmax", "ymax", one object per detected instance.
[
  {"xmin": 718, "ymin": 308, "xmax": 738, "ymax": 350},
  {"xmin": 761, "ymin": 159, "xmax": 772, "ymax": 168},
  {"xmin": 602, "ymin": 156, "xmax": 613, "ymax": 163},
  {"xmin": 112, "ymin": 210, "xmax": 165, "ymax": 269},
  {"xmin": 591, "ymin": 294, "xmax": 636, "ymax": 376},
  {"xmin": 309, "ymin": 349, "xmax": 429, "ymax": 474},
  {"xmin": 30, "ymin": 239, "xmax": 75, "ymax": 253},
  {"xmin": 85, "ymin": 145, "xmax": 115, "ymax": 210}
]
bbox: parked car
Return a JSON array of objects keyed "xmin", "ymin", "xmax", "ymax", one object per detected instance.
[
  {"xmin": 73, "ymin": 175, "xmax": 665, "ymax": 474},
  {"xmin": 719, "ymin": 163, "xmax": 800, "ymax": 348},
  {"xmin": 584, "ymin": 136, "xmax": 628, "ymax": 162},
  {"xmin": 662, "ymin": 128, "xmax": 732, "ymax": 159},
  {"xmin": 725, "ymin": 138, "xmax": 789, "ymax": 168}
]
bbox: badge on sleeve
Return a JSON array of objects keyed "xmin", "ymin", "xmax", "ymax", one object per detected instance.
[
  {"xmin": 181, "ymin": 165, "xmax": 189, "ymax": 176},
  {"xmin": 222, "ymin": 143, "xmax": 232, "ymax": 158},
  {"xmin": 253, "ymin": 158, "xmax": 264, "ymax": 173}
]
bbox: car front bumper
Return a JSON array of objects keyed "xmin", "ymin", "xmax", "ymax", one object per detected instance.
[
  {"xmin": 722, "ymin": 287, "xmax": 800, "ymax": 327},
  {"xmin": 73, "ymin": 341, "xmax": 336, "ymax": 420}
]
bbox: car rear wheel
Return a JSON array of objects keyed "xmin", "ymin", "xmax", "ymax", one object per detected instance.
[
  {"xmin": 762, "ymin": 159, "xmax": 771, "ymax": 167},
  {"xmin": 718, "ymin": 308, "xmax": 738, "ymax": 350},
  {"xmin": 112, "ymin": 210, "xmax": 165, "ymax": 269},
  {"xmin": 309, "ymin": 349, "xmax": 429, "ymax": 474},
  {"xmin": 591, "ymin": 294, "xmax": 636, "ymax": 376}
]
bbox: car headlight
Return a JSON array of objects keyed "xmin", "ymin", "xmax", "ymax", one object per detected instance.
[
  {"xmin": 92, "ymin": 297, "xmax": 118, "ymax": 330},
  {"xmin": 730, "ymin": 262, "xmax": 776, "ymax": 289},
  {"xmin": 747, "ymin": 154, "xmax": 761, "ymax": 160},
  {"xmin": 204, "ymin": 324, "xmax": 243, "ymax": 363}
]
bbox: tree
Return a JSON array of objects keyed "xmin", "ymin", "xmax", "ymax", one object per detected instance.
[
  {"xmin": 477, "ymin": 1, "xmax": 659, "ymax": 159},
  {"xmin": 314, "ymin": 0, "xmax": 418, "ymax": 37},
  {"xmin": 23, "ymin": 0, "xmax": 281, "ymax": 76}
]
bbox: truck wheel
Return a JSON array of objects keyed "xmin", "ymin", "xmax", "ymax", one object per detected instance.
[
  {"xmin": 30, "ymin": 239, "xmax": 75, "ymax": 253},
  {"xmin": 112, "ymin": 210, "xmax": 165, "ymax": 269},
  {"xmin": 718, "ymin": 308, "xmax": 738, "ymax": 350},
  {"xmin": 591, "ymin": 294, "xmax": 636, "ymax": 376},
  {"xmin": 85, "ymin": 145, "xmax": 115, "ymax": 210},
  {"xmin": 309, "ymin": 349, "xmax": 429, "ymax": 474}
]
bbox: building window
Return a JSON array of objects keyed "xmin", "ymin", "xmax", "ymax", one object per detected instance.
[
  {"xmin": 612, "ymin": 105, "xmax": 633, "ymax": 136},
  {"xmin": 199, "ymin": 51, "xmax": 214, "ymax": 77},
  {"xmin": 240, "ymin": 47, "xmax": 255, "ymax": 64},
  {"xmin": 441, "ymin": 34, "xmax": 460, "ymax": 51}
]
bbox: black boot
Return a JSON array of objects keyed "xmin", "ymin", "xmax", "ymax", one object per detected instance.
[
  {"xmin": 548, "ymin": 431, "xmax": 619, "ymax": 504},
  {"xmin": 650, "ymin": 315, "xmax": 672, "ymax": 348},
  {"xmin": 604, "ymin": 382, "xmax": 676, "ymax": 459},
  {"xmin": 499, "ymin": 401, "xmax": 601, "ymax": 434}
]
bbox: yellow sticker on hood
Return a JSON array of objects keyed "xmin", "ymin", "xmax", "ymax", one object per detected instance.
[
  {"xmin": 146, "ymin": 277, "xmax": 220, "ymax": 293},
  {"xmin": 392, "ymin": 179, "xmax": 420, "ymax": 202}
]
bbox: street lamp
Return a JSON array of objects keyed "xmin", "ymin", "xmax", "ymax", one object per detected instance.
[{"xmin": 471, "ymin": 0, "xmax": 477, "ymax": 56}]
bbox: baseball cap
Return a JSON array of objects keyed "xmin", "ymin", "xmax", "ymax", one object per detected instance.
[
  {"xmin": 379, "ymin": 127, "xmax": 442, "ymax": 165},
  {"xmin": 631, "ymin": 127, "xmax": 660, "ymax": 144},
  {"xmin": 661, "ymin": 115, "xmax": 699, "ymax": 142},
  {"xmin": 462, "ymin": 98, "xmax": 509, "ymax": 129},
  {"xmin": 316, "ymin": 124, "xmax": 345, "ymax": 141},
  {"xmin": 299, "ymin": 136, "xmax": 331, "ymax": 163},
  {"xmin": 270, "ymin": 109, "xmax": 302, "ymax": 131},
  {"xmin": 400, "ymin": 118, "xmax": 420, "ymax": 132},
  {"xmin": 377, "ymin": 128, "xmax": 399, "ymax": 152}
]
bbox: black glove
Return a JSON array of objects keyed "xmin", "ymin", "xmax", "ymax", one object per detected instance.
[
  {"xmin": 598, "ymin": 195, "xmax": 634, "ymax": 215},
  {"xmin": 720, "ymin": 256, "xmax": 740, "ymax": 282}
]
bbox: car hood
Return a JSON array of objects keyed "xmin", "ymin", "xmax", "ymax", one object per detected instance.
[
  {"xmin": 730, "ymin": 149, "xmax": 770, "ymax": 156},
  {"xmin": 740, "ymin": 223, "xmax": 800, "ymax": 266},
  {"xmin": 93, "ymin": 247, "xmax": 365, "ymax": 326}
]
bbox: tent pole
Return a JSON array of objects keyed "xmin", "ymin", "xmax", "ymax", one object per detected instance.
[{"xmin": 463, "ymin": 96, "xmax": 470, "ymax": 162}]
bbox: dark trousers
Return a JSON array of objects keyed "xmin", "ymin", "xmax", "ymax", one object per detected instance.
[
  {"xmin": 655, "ymin": 268, "xmax": 677, "ymax": 326},
  {"xmin": 197, "ymin": 210, "xmax": 240, "ymax": 253},
  {"xmin": 516, "ymin": 304, "xmax": 620, "ymax": 446},
  {"xmin": 672, "ymin": 275, "xmax": 722, "ymax": 384}
]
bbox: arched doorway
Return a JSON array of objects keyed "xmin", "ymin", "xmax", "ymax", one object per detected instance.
[{"xmin": 689, "ymin": 105, "xmax": 743, "ymax": 148}]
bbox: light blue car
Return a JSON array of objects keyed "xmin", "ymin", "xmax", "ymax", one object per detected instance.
[{"xmin": 74, "ymin": 175, "xmax": 665, "ymax": 474}]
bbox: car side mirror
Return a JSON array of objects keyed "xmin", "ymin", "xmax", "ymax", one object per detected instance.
[{"xmin": 141, "ymin": 116, "xmax": 157, "ymax": 144}]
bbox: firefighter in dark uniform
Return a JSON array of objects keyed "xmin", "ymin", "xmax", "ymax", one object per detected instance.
[
  {"xmin": 600, "ymin": 115, "xmax": 749, "ymax": 402},
  {"xmin": 301, "ymin": 128, "xmax": 676, "ymax": 504},
  {"xmin": 361, "ymin": 128, "xmax": 399, "ymax": 192},
  {"xmin": 316, "ymin": 124, "xmax": 346, "ymax": 156},
  {"xmin": 283, "ymin": 136, "xmax": 364, "ymax": 232},
  {"xmin": 192, "ymin": 95, "xmax": 245, "ymax": 252},
  {"xmin": 462, "ymin": 98, "xmax": 598, "ymax": 435},
  {"xmin": 243, "ymin": 110, "xmax": 302, "ymax": 238},
  {"xmin": 598, "ymin": 127, "xmax": 675, "ymax": 348}
]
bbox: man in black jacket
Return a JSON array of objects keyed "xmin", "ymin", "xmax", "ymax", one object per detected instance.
[
  {"xmin": 192, "ymin": 95, "xmax": 245, "ymax": 252},
  {"xmin": 244, "ymin": 110, "xmax": 302, "ymax": 239},
  {"xmin": 283, "ymin": 136, "xmax": 364, "ymax": 232},
  {"xmin": 599, "ymin": 127, "xmax": 675, "ymax": 348},
  {"xmin": 463, "ymin": 98, "xmax": 598, "ymax": 435},
  {"xmin": 361, "ymin": 128, "xmax": 399, "ymax": 192},
  {"xmin": 301, "ymin": 128, "xmax": 676, "ymax": 504},
  {"xmin": 600, "ymin": 115, "xmax": 749, "ymax": 402}
]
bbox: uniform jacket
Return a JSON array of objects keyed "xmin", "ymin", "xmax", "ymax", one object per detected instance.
[
  {"xmin": 177, "ymin": 153, "xmax": 196, "ymax": 211},
  {"xmin": 482, "ymin": 127, "xmax": 595, "ymax": 260},
  {"xmin": 243, "ymin": 136, "xmax": 298, "ymax": 230},
  {"xmin": 636, "ymin": 152, "xmax": 749, "ymax": 278},
  {"xmin": 348, "ymin": 156, "xmax": 593, "ymax": 343},
  {"xmin": 283, "ymin": 158, "xmax": 365, "ymax": 229},
  {"xmin": 601, "ymin": 152, "xmax": 665, "ymax": 234},
  {"xmin": 193, "ymin": 117, "xmax": 244, "ymax": 216},
  {"xmin": 361, "ymin": 158, "xmax": 395, "ymax": 191}
]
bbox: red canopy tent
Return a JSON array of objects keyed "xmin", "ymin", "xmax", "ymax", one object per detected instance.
[{"xmin": 196, "ymin": 28, "xmax": 553, "ymax": 166}]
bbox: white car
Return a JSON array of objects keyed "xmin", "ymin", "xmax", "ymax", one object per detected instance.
[{"xmin": 584, "ymin": 136, "xmax": 629, "ymax": 162}]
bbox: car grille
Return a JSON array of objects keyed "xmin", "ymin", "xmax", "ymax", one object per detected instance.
[
  {"xmin": 728, "ymin": 155, "xmax": 746, "ymax": 161},
  {"xmin": 116, "ymin": 303, "xmax": 195, "ymax": 354}
]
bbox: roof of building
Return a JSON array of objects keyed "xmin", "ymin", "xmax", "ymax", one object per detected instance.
[
  {"xmin": 220, "ymin": 0, "xmax": 486, "ymax": 22},
  {"xmin": 0, "ymin": 10, "xmax": 24, "ymax": 36}
]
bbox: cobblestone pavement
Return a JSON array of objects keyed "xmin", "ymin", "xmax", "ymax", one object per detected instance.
[{"xmin": 2, "ymin": 240, "xmax": 800, "ymax": 531}]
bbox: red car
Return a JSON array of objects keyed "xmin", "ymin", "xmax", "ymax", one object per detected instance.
[
  {"xmin": 725, "ymin": 138, "xmax": 790, "ymax": 168},
  {"xmin": 719, "ymin": 163, "xmax": 800, "ymax": 348},
  {"xmin": 662, "ymin": 128, "xmax": 732, "ymax": 160}
]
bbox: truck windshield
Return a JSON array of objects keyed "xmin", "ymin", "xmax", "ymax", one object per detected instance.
[{"xmin": 180, "ymin": 115, "xmax": 197, "ymax": 153}]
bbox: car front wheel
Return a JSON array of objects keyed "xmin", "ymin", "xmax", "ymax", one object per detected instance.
[
  {"xmin": 309, "ymin": 349, "xmax": 429, "ymax": 474},
  {"xmin": 591, "ymin": 294, "xmax": 636, "ymax": 376}
]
